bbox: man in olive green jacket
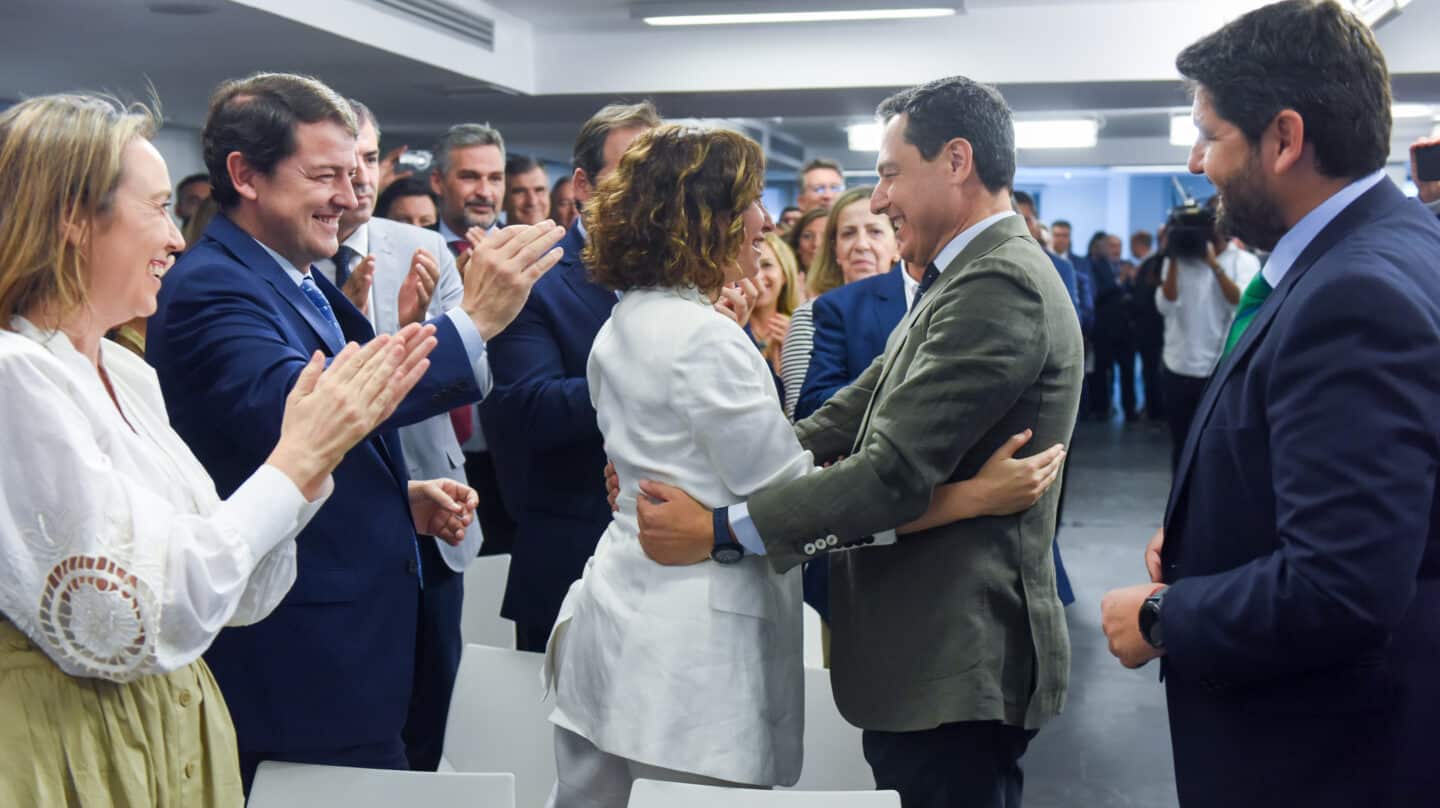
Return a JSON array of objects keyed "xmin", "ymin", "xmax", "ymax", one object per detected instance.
[{"xmin": 636, "ymin": 76, "xmax": 1083, "ymax": 808}]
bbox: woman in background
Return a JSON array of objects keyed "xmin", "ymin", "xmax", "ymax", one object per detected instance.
[{"xmin": 748, "ymin": 232, "xmax": 800, "ymax": 380}]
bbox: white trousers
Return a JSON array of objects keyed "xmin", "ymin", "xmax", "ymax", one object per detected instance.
[{"xmin": 545, "ymin": 726, "xmax": 758, "ymax": 808}]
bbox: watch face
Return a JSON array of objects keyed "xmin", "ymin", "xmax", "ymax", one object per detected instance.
[{"xmin": 712, "ymin": 545, "xmax": 744, "ymax": 565}]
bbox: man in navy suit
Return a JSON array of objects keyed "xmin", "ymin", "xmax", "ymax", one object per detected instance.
[
  {"xmin": 480, "ymin": 101, "xmax": 661, "ymax": 651},
  {"xmin": 1101, "ymin": 3, "xmax": 1440, "ymax": 806},
  {"xmin": 147, "ymin": 72, "xmax": 563, "ymax": 789},
  {"xmin": 793, "ymin": 262, "xmax": 909, "ymax": 421}
]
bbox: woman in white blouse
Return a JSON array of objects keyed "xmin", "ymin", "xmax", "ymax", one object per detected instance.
[
  {"xmin": 544, "ymin": 125, "xmax": 1064, "ymax": 807},
  {"xmin": 0, "ymin": 95, "xmax": 460, "ymax": 807}
]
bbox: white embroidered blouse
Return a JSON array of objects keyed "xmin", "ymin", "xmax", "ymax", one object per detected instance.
[{"xmin": 0, "ymin": 317, "xmax": 331, "ymax": 682}]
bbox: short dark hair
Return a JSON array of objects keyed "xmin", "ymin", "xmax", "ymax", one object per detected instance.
[
  {"xmin": 1052, "ymin": 219, "xmax": 1072, "ymax": 231},
  {"xmin": 375, "ymin": 176, "xmax": 436, "ymax": 219},
  {"xmin": 505, "ymin": 153, "xmax": 544, "ymax": 178},
  {"xmin": 433, "ymin": 123, "xmax": 505, "ymax": 176},
  {"xmin": 1087, "ymin": 231, "xmax": 1110, "ymax": 256},
  {"xmin": 176, "ymin": 172, "xmax": 209, "ymax": 194},
  {"xmin": 1130, "ymin": 230, "xmax": 1154, "ymax": 248},
  {"xmin": 877, "ymin": 76, "xmax": 1016, "ymax": 193},
  {"xmin": 1012, "ymin": 190, "xmax": 1036, "ymax": 212},
  {"xmin": 781, "ymin": 205, "xmax": 801, "ymax": 216},
  {"xmin": 800, "ymin": 157, "xmax": 843, "ymax": 179},
  {"xmin": 1176, "ymin": 0, "xmax": 1390, "ymax": 180},
  {"xmin": 573, "ymin": 101, "xmax": 662, "ymax": 182},
  {"xmin": 202, "ymin": 72, "xmax": 356, "ymax": 209}
]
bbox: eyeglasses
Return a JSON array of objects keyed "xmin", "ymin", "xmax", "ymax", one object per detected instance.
[{"xmin": 804, "ymin": 183, "xmax": 846, "ymax": 195}]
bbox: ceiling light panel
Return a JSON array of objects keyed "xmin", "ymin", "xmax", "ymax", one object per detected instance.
[
  {"xmin": 643, "ymin": 8, "xmax": 956, "ymax": 26},
  {"xmin": 1014, "ymin": 119, "xmax": 1098, "ymax": 150}
]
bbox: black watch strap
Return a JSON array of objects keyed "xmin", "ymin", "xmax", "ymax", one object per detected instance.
[{"xmin": 711, "ymin": 506, "xmax": 744, "ymax": 565}]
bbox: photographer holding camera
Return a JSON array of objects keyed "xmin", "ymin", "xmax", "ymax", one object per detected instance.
[{"xmin": 1155, "ymin": 198, "xmax": 1261, "ymax": 469}]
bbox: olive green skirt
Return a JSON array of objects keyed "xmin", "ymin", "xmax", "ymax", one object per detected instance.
[{"xmin": 0, "ymin": 618, "xmax": 243, "ymax": 807}]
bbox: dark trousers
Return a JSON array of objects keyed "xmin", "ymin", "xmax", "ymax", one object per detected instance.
[
  {"xmin": 240, "ymin": 737, "xmax": 409, "ymax": 795},
  {"xmin": 514, "ymin": 620, "xmax": 553, "ymax": 653},
  {"xmin": 1053, "ymin": 459, "xmax": 1074, "ymax": 606},
  {"xmin": 1163, "ymin": 368, "xmax": 1210, "ymax": 471},
  {"xmin": 1137, "ymin": 336, "xmax": 1165, "ymax": 418},
  {"xmin": 1091, "ymin": 330, "xmax": 1137, "ymax": 417},
  {"xmin": 464, "ymin": 450, "xmax": 517, "ymax": 556},
  {"xmin": 863, "ymin": 721, "xmax": 1037, "ymax": 808},
  {"xmin": 401, "ymin": 539, "xmax": 464, "ymax": 771}
]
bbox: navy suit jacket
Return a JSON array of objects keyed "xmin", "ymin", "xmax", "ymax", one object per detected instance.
[
  {"xmin": 147, "ymin": 214, "xmax": 482, "ymax": 755},
  {"xmin": 795, "ymin": 265, "xmax": 907, "ymax": 421},
  {"xmin": 1159, "ymin": 180, "xmax": 1440, "ymax": 807},
  {"xmin": 479, "ymin": 223, "xmax": 615, "ymax": 630}
]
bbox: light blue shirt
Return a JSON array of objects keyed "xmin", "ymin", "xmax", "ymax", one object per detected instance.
[
  {"xmin": 727, "ymin": 211, "xmax": 1019, "ymax": 556},
  {"xmin": 253, "ymin": 237, "xmax": 492, "ymax": 396},
  {"xmin": 1259, "ymin": 170, "xmax": 1386, "ymax": 289}
]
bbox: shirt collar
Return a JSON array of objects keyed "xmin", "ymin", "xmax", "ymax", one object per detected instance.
[
  {"xmin": 1261, "ymin": 170, "xmax": 1385, "ymax": 288},
  {"xmin": 253, "ymin": 237, "xmax": 309, "ymax": 287},
  {"xmin": 576, "ymin": 213, "xmax": 588, "ymax": 241},
  {"xmin": 437, "ymin": 220, "xmax": 464, "ymax": 245},
  {"xmin": 930, "ymin": 211, "xmax": 1017, "ymax": 274}
]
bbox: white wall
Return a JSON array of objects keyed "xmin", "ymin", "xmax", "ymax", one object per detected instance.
[{"xmin": 151, "ymin": 124, "xmax": 205, "ymax": 188}]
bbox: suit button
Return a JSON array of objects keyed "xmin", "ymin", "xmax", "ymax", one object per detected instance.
[
  {"xmin": 826, "ymin": 535, "xmax": 839, "ymax": 548},
  {"xmin": 407, "ymin": 559, "xmax": 419, "ymax": 575},
  {"xmin": 184, "ymin": 762, "xmax": 197, "ymax": 780},
  {"xmin": 803, "ymin": 542, "xmax": 817, "ymax": 556},
  {"xmin": 178, "ymin": 689, "xmax": 193, "ymax": 708}
]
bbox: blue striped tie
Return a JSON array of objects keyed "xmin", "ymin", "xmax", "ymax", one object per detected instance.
[{"xmin": 299, "ymin": 274, "xmax": 344, "ymax": 346}]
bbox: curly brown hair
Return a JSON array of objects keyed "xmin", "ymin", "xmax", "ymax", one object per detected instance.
[{"xmin": 584, "ymin": 124, "xmax": 765, "ymax": 295}]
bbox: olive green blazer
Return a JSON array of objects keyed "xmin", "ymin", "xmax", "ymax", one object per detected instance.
[{"xmin": 751, "ymin": 214, "xmax": 1084, "ymax": 732}]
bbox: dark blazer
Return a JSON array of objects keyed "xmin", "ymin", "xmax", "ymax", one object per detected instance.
[
  {"xmin": 795, "ymin": 264, "xmax": 907, "ymax": 421},
  {"xmin": 479, "ymin": 222, "xmax": 615, "ymax": 631},
  {"xmin": 1159, "ymin": 181, "xmax": 1440, "ymax": 807},
  {"xmin": 147, "ymin": 214, "xmax": 482, "ymax": 757}
]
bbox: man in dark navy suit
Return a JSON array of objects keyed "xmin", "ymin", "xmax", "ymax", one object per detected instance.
[
  {"xmin": 147, "ymin": 72, "xmax": 563, "ymax": 790},
  {"xmin": 1101, "ymin": 3, "xmax": 1440, "ymax": 806},
  {"xmin": 480, "ymin": 101, "xmax": 661, "ymax": 651},
  {"xmin": 793, "ymin": 261, "xmax": 909, "ymax": 422}
]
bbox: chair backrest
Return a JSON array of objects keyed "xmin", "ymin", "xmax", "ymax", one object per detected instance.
[
  {"xmin": 629, "ymin": 779, "xmax": 900, "ymax": 807},
  {"xmin": 442, "ymin": 644, "xmax": 556, "ymax": 808},
  {"xmin": 247, "ymin": 761, "xmax": 514, "ymax": 808},
  {"xmin": 784, "ymin": 666, "xmax": 875, "ymax": 791},
  {"xmin": 461, "ymin": 554, "xmax": 515, "ymax": 649}
]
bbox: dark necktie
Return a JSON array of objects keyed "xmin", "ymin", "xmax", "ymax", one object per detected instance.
[
  {"xmin": 1219, "ymin": 272, "xmax": 1274, "ymax": 362},
  {"xmin": 332, "ymin": 245, "xmax": 356, "ymax": 288},
  {"xmin": 448, "ymin": 240, "xmax": 470, "ymax": 258},
  {"xmin": 912, "ymin": 262, "xmax": 941, "ymax": 310}
]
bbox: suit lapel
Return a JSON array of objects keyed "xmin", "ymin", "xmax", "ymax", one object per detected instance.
[
  {"xmin": 557, "ymin": 224, "xmax": 616, "ymax": 325},
  {"xmin": 870, "ymin": 265, "xmax": 905, "ymax": 338},
  {"xmin": 1165, "ymin": 179, "xmax": 1405, "ymax": 522},
  {"xmin": 854, "ymin": 216, "xmax": 1029, "ymax": 446},
  {"xmin": 208, "ymin": 214, "xmax": 346, "ymax": 354},
  {"xmin": 368, "ymin": 221, "xmax": 402, "ymax": 331}
]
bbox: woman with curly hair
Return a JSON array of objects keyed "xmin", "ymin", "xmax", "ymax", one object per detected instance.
[{"xmin": 542, "ymin": 124, "xmax": 1065, "ymax": 807}]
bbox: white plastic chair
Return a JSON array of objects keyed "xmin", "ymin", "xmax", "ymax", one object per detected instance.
[
  {"xmin": 442, "ymin": 644, "xmax": 556, "ymax": 808},
  {"xmin": 629, "ymin": 779, "xmax": 899, "ymax": 807},
  {"xmin": 462, "ymin": 553, "xmax": 515, "ymax": 649},
  {"xmin": 784, "ymin": 666, "xmax": 875, "ymax": 791},
  {"xmin": 801, "ymin": 604, "xmax": 825, "ymax": 669},
  {"xmin": 247, "ymin": 761, "xmax": 514, "ymax": 808}
]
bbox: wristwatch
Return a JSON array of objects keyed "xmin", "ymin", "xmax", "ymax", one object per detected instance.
[
  {"xmin": 711, "ymin": 506, "xmax": 745, "ymax": 565},
  {"xmin": 1139, "ymin": 585, "xmax": 1167, "ymax": 649}
]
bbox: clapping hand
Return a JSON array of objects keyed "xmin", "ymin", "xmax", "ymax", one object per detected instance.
[
  {"xmin": 341, "ymin": 255, "xmax": 377, "ymax": 316},
  {"xmin": 268, "ymin": 323, "xmax": 438, "ymax": 499},
  {"xmin": 458, "ymin": 222, "xmax": 566, "ymax": 340},
  {"xmin": 398, "ymin": 248, "xmax": 441, "ymax": 326},
  {"xmin": 409, "ymin": 478, "xmax": 479, "ymax": 546},
  {"xmin": 715, "ymin": 278, "xmax": 759, "ymax": 327}
]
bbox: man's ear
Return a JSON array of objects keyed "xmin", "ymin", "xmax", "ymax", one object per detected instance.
[
  {"xmin": 429, "ymin": 168, "xmax": 445, "ymax": 199},
  {"xmin": 572, "ymin": 167, "xmax": 593, "ymax": 205},
  {"xmin": 226, "ymin": 151, "xmax": 260, "ymax": 202},
  {"xmin": 1266, "ymin": 109, "xmax": 1306, "ymax": 176},
  {"xmin": 945, "ymin": 138, "xmax": 975, "ymax": 186}
]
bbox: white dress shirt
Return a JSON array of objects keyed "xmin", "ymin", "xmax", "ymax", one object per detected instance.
[
  {"xmin": 1155, "ymin": 245, "xmax": 1261, "ymax": 378},
  {"xmin": 0, "ymin": 318, "xmax": 332, "ymax": 682},
  {"xmin": 435, "ymin": 221, "xmax": 492, "ymax": 452},
  {"xmin": 546, "ymin": 286, "xmax": 814, "ymax": 786}
]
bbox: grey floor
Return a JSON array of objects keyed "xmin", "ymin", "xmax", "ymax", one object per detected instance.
[{"xmin": 1023, "ymin": 418, "xmax": 1180, "ymax": 808}]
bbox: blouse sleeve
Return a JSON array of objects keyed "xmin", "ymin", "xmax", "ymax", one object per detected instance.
[
  {"xmin": 0, "ymin": 349, "xmax": 330, "ymax": 682},
  {"xmin": 779, "ymin": 303, "xmax": 816, "ymax": 421},
  {"xmin": 673, "ymin": 319, "xmax": 817, "ymax": 501}
]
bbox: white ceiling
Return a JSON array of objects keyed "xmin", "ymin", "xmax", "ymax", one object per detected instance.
[{"xmin": 2, "ymin": 0, "xmax": 1436, "ymax": 171}]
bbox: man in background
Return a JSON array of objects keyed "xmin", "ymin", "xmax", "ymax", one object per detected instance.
[
  {"xmin": 174, "ymin": 172, "xmax": 211, "ymax": 228},
  {"xmin": 504, "ymin": 154, "xmax": 550, "ymax": 225},
  {"xmin": 796, "ymin": 157, "xmax": 845, "ymax": 212}
]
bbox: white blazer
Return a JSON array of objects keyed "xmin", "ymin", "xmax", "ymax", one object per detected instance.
[
  {"xmin": 547, "ymin": 286, "xmax": 813, "ymax": 786},
  {"xmin": 364, "ymin": 217, "xmax": 482, "ymax": 572}
]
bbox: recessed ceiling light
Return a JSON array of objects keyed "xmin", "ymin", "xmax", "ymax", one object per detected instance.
[
  {"xmin": 1014, "ymin": 119, "xmax": 1098, "ymax": 150},
  {"xmin": 644, "ymin": 8, "xmax": 955, "ymax": 26},
  {"xmin": 145, "ymin": 1, "xmax": 219, "ymax": 14},
  {"xmin": 846, "ymin": 122, "xmax": 882, "ymax": 152},
  {"xmin": 1392, "ymin": 103, "xmax": 1434, "ymax": 120}
]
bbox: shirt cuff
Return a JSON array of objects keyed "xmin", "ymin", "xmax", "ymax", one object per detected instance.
[
  {"xmin": 726, "ymin": 502, "xmax": 768, "ymax": 556},
  {"xmin": 445, "ymin": 307, "xmax": 494, "ymax": 398},
  {"xmin": 221, "ymin": 465, "xmax": 335, "ymax": 562}
]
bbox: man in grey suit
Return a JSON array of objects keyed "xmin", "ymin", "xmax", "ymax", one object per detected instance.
[
  {"xmin": 636, "ymin": 76, "xmax": 1083, "ymax": 808},
  {"xmin": 316, "ymin": 99, "xmax": 480, "ymax": 771}
]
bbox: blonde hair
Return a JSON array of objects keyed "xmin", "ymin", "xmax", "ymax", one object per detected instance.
[
  {"xmin": 0, "ymin": 94, "xmax": 157, "ymax": 327},
  {"xmin": 762, "ymin": 232, "xmax": 800, "ymax": 317},
  {"xmin": 806, "ymin": 185, "xmax": 875, "ymax": 298}
]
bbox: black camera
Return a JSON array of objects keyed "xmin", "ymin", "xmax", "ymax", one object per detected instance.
[{"xmin": 1165, "ymin": 201, "xmax": 1216, "ymax": 260}]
